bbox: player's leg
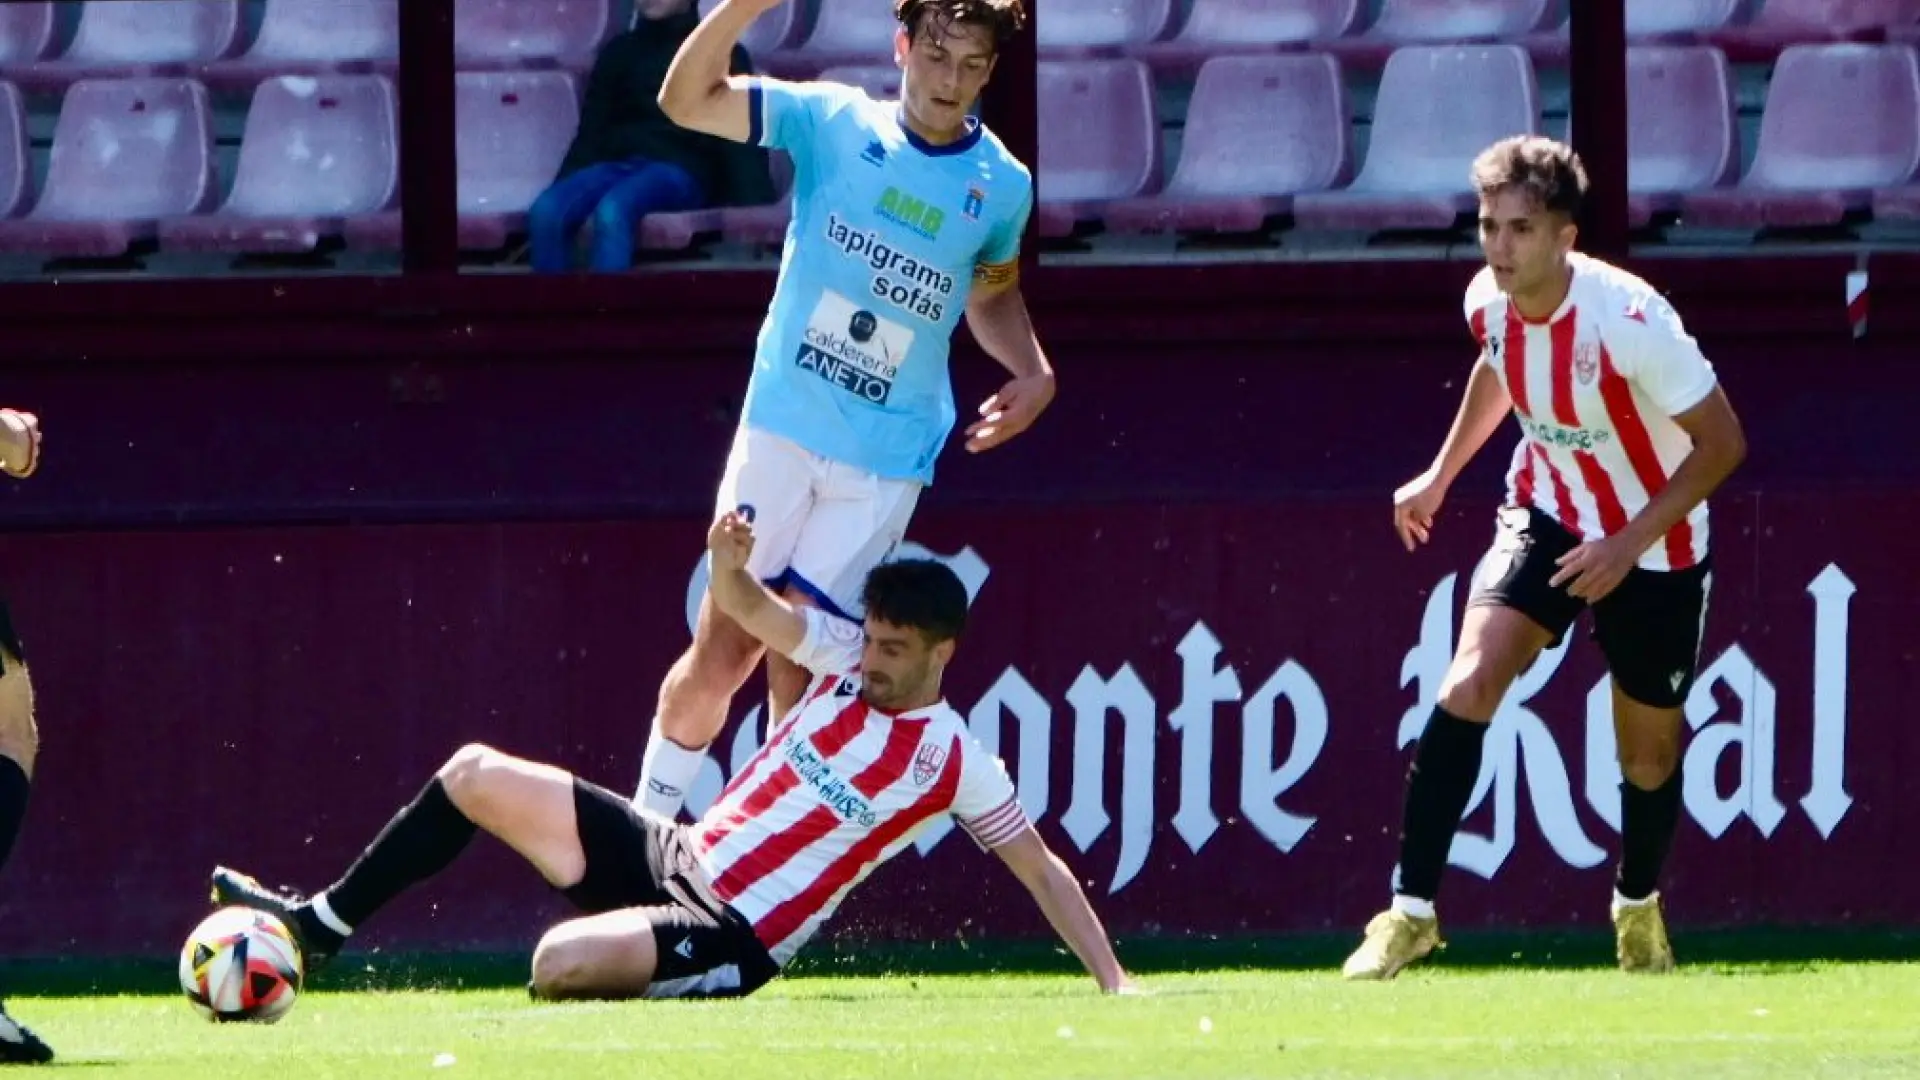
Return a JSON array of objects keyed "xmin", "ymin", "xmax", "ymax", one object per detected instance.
[
  {"xmin": 1593, "ymin": 560, "xmax": 1712, "ymax": 973},
  {"xmin": 635, "ymin": 427, "xmax": 814, "ymax": 817},
  {"xmin": 0, "ymin": 606, "xmax": 53, "ymax": 1064},
  {"xmin": 1344, "ymin": 508, "xmax": 1583, "ymax": 981},
  {"xmin": 771, "ymin": 462, "xmax": 923, "ymax": 719},
  {"xmin": 212, "ymin": 743, "xmax": 605, "ymax": 971}
]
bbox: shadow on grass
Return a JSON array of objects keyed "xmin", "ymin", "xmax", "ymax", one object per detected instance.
[{"xmin": 9, "ymin": 927, "xmax": 1917, "ymax": 999}]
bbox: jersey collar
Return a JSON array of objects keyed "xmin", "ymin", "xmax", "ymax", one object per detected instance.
[{"xmin": 896, "ymin": 107, "xmax": 983, "ymax": 157}]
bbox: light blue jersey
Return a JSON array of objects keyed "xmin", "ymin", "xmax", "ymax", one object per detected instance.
[{"xmin": 741, "ymin": 77, "xmax": 1033, "ymax": 485}]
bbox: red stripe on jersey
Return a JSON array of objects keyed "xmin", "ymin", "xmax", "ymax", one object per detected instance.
[
  {"xmin": 1542, "ymin": 446, "xmax": 1586, "ymax": 539},
  {"xmin": 1544, "ymin": 317, "xmax": 1586, "ymax": 537},
  {"xmin": 708, "ymin": 699, "xmax": 875, "ymax": 894},
  {"xmin": 1502, "ymin": 307, "xmax": 1532, "ymax": 417},
  {"xmin": 754, "ymin": 734, "xmax": 963, "ymax": 953},
  {"xmin": 1512, "ymin": 442, "xmax": 1537, "ymax": 509},
  {"xmin": 706, "ymin": 676, "xmax": 843, "ymax": 819},
  {"xmin": 1469, "ymin": 306, "xmax": 1489, "ymax": 348},
  {"xmin": 1598, "ymin": 344, "xmax": 1696, "ymax": 567}
]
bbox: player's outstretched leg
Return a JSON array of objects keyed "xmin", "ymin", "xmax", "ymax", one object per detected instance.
[
  {"xmin": 634, "ymin": 592, "xmax": 764, "ymax": 818},
  {"xmin": 1344, "ymin": 605, "xmax": 1555, "ymax": 981},
  {"xmin": 0, "ymin": 619, "xmax": 54, "ymax": 1065},
  {"xmin": 214, "ymin": 743, "xmax": 598, "ymax": 976}
]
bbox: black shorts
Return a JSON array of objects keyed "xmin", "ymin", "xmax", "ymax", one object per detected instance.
[
  {"xmin": 1467, "ymin": 506, "xmax": 1711, "ymax": 709},
  {"xmin": 564, "ymin": 778, "xmax": 779, "ymax": 999}
]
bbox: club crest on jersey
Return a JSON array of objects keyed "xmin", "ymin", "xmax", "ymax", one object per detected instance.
[
  {"xmin": 962, "ymin": 185, "xmax": 985, "ymax": 221},
  {"xmin": 912, "ymin": 742, "xmax": 947, "ymax": 787},
  {"xmin": 1574, "ymin": 342, "xmax": 1599, "ymax": 385}
]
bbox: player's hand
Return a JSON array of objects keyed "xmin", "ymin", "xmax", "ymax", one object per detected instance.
[
  {"xmin": 706, "ymin": 510, "xmax": 756, "ymax": 574},
  {"xmin": 965, "ymin": 372, "xmax": 1055, "ymax": 453},
  {"xmin": 0, "ymin": 410, "xmax": 40, "ymax": 479},
  {"xmin": 1392, "ymin": 467, "xmax": 1448, "ymax": 552},
  {"xmin": 1549, "ymin": 533, "xmax": 1639, "ymax": 602}
]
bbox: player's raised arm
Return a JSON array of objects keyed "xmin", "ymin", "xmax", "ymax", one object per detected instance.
[
  {"xmin": 705, "ymin": 512, "xmax": 865, "ymax": 674},
  {"xmin": 657, "ymin": 0, "xmax": 782, "ymax": 142}
]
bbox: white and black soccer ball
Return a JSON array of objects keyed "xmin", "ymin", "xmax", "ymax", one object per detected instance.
[{"xmin": 178, "ymin": 906, "xmax": 303, "ymax": 1023}]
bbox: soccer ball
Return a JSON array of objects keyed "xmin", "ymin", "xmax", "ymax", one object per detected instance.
[{"xmin": 178, "ymin": 906, "xmax": 303, "ymax": 1023}]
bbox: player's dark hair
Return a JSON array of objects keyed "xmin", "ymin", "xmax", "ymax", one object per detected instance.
[
  {"xmin": 862, "ymin": 559, "xmax": 970, "ymax": 645},
  {"xmin": 893, "ymin": 0, "xmax": 1028, "ymax": 52},
  {"xmin": 1471, "ymin": 135, "xmax": 1589, "ymax": 219}
]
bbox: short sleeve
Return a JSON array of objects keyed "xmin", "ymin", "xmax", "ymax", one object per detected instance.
[
  {"xmin": 748, "ymin": 77, "xmax": 852, "ymax": 152},
  {"xmin": 977, "ymin": 180, "xmax": 1033, "ymax": 269},
  {"xmin": 950, "ymin": 734, "xmax": 1029, "ymax": 850},
  {"xmin": 785, "ymin": 606, "xmax": 864, "ymax": 676},
  {"xmin": 1616, "ymin": 292, "xmax": 1718, "ymax": 417}
]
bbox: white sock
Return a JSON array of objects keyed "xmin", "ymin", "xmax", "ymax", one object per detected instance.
[
  {"xmin": 1391, "ymin": 895, "xmax": 1436, "ymax": 920},
  {"xmin": 635, "ymin": 727, "xmax": 707, "ymax": 819},
  {"xmin": 1613, "ymin": 888, "xmax": 1658, "ymax": 911},
  {"xmin": 309, "ymin": 891, "xmax": 355, "ymax": 938}
]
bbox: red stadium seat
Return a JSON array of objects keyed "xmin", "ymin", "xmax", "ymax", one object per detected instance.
[
  {"xmin": 815, "ymin": 63, "xmax": 903, "ymax": 100},
  {"xmin": 1625, "ymin": 46, "xmax": 1739, "ymax": 226},
  {"xmin": 158, "ymin": 75, "xmax": 398, "ymax": 255},
  {"xmin": 454, "ymin": 0, "xmax": 614, "ymax": 70},
  {"xmin": 0, "ymin": 81, "xmax": 23, "ymax": 221},
  {"xmin": 755, "ymin": 0, "xmax": 897, "ymax": 77},
  {"xmin": 346, "ymin": 71, "xmax": 582, "ymax": 252},
  {"xmin": 1627, "ymin": 0, "xmax": 1745, "ymax": 37},
  {"xmin": 1037, "ymin": 58, "xmax": 1162, "ymax": 238},
  {"xmin": 698, "ymin": 0, "xmax": 805, "ymax": 59},
  {"xmin": 640, "ymin": 152, "xmax": 795, "ymax": 251},
  {"xmin": 1680, "ymin": 44, "xmax": 1920, "ymax": 228},
  {"xmin": 1104, "ymin": 53, "xmax": 1352, "ymax": 235},
  {"xmin": 1131, "ymin": 0, "xmax": 1362, "ymax": 76},
  {"xmin": 1293, "ymin": 44, "xmax": 1538, "ymax": 232},
  {"xmin": 1705, "ymin": 0, "xmax": 1920, "ymax": 61},
  {"xmin": 202, "ymin": 0, "xmax": 400, "ymax": 92},
  {"xmin": 1328, "ymin": 0, "xmax": 1556, "ymax": 67},
  {"xmin": 0, "ymin": 78, "xmax": 214, "ymax": 257},
  {"xmin": 14, "ymin": 1, "xmax": 240, "ymax": 92},
  {"xmin": 1037, "ymin": 0, "xmax": 1176, "ymax": 56},
  {"xmin": 0, "ymin": 2, "xmax": 56, "ymax": 70}
]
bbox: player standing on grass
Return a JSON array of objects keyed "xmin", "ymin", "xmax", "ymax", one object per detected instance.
[
  {"xmin": 631, "ymin": 0, "xmax": 1054, "ymax": 821},
  {"xmin": 209, "ymin": 510, "xmax": 1133, "ymax": 1001},
  {"xmin": 1342, "ymin": 136, "xmax": 1748, "ymax": 981},
  {"xmin": 0, "ymin": 408, "xmax": 53, "ymax": 1063}
]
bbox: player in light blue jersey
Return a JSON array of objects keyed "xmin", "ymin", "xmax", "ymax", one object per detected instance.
[{"xmin": 637, "ymin": 0, "xmax": 1054, "ymax": 818}]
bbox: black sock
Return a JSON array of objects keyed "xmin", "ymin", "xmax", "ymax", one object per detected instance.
[
  {"xmin": 1616, "ymin": 766, "xmax": 1684, "ymax": 901},
  {"xmin": 0, "ymin": 756, "xmax": 30, "ymax": 877},
  {"xmin": 315, "ymin": 777, "xmax": 476, "ymax": 934},
  {"xmin": 1390, "ymin": 707, "xmax": 1491, "ymax": 904}
]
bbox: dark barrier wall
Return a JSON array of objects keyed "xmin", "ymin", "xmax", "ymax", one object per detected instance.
[{"xmin": 0, "ymin": 255, "xmax": 1913, "ymax": 958}]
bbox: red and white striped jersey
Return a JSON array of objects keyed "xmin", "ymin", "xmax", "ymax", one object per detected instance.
[
  {"xmin": 692, "ymin": 608, "xmax": 1030, "ymax": 966},
  {"xmin": 1466, "ymin": 253, "xmax": 1720, "ymax": 571}
]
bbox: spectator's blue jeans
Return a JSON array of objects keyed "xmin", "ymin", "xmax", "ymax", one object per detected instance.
[{"xmin": 528, "ymin": 159, "xmax": 705, "ymax": 273}]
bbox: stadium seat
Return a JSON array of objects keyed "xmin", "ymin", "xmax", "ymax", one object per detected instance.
[
  {"xmin": 1680, "ymin": 43, "xmax": 1920, "ymax": 228},
  {"xmin": 1037, "ymin": 59, "xmax": 1161, "ymax": 237},
  {"xmin": 816, "ymin": 64, "xmax": 903, "ymax": 99},
  {"xmin": 454, "ymin": 0, "xmax": 614, "ymax": 70},
  {"xmin": 698, "ymin": 0, "xmax": 804, "ymax": 58},
  {"xmin": 1625, "ymin": 46, "xmax": 1738, "ymax": 226},
  {"xmin": 0, "ymin": 82, "xmax": 23, "ymax": 221},
  {"xmin": 1293, "ymin": 44, "xmax": 1538, "ymax": 232},
  {"xmin": 202, "ymin": 0, "xmax": 401, "ymax": 92},
  {"xmin": 1705, "ymin": 0, "xmax": 1920, "ymax": 61},
  {"xmin": 158, "ymin": 75, "xmax": 398, "ymax": 255},
  {"xmin": 0, "ymin": 2, "xmax": 56, "ymax": 69},
  {"xmin": 640, "ymin": 152, "xmax": 795, "ymax": 251},
  {"xmin": 1130, "ymin": 0, "xmax": 1362, "ymax": 75},
  {"xmin": 1328, "ymin": 0, "xmax": 1556, "ymax": 66},
  {"xmin": 1104, "ymin": 53, "xmax": 1352, "ymax": 235},
  {"xmin": 1037, "ymin": 0, "xmax": 1175, "ymax": 56},
  {"xmin": 345, "ymin": 71, "xmax": 581, "ymax": 252},
  {"xmin": 1871, "ymin": 182, "xmax": 1920, "ymax": 219},
  {"xmin": 13, "ymin": 1, "xmax": 241, "ymax": 92},
  {"xmin": 756, "ymin": 0, "xmax": 897, "ymax": 76},
  {"xmin": 1626, "ymin": 0, "xmax": 1745, "ymax": 37},
  {"xmin": 0, "ymin": 78, "xmax": 214, "ymax": 257}
]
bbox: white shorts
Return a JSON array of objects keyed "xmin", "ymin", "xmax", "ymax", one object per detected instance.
[{"xmin": 712, "ymin": 425, "xmax": 923, "ymax": 619}]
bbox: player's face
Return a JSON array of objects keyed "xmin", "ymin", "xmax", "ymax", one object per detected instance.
[
  {"xmin": 1477, "ymin": 187, "xmax": 1575, "ymax": 302},
  {"xmin": 895, "ymin": 17, "xmax": 997, "ymax": 140},
  {"xmin": 859, "ymin": 619, "xmax": 952, "ymax": 711}
]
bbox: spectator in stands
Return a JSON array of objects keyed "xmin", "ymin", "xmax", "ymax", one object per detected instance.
[{"xmin": 528, "ymin": 0, "xmax": 775, "ymax": 272}]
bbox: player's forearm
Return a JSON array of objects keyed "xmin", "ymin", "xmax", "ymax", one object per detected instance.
[
  {"xmin": 966, "ymin": 288, "xmax": 1052, "ymax": 380},
  {"xmin": 1029, "ymin": 852, "xmax": 1128, "ymax": 991},
  {"xmin": 657, "ymin": 0, "xmax": 760, "ymax": 123},
  {"xmin": 1618, "ymin": 431, "xmax": 1746, "ymax": 555},
  {"xmin": 1430, "ymin": 361, "xmax": 1513, "ymax": 487},
  {"xmin": 710, "ymin": 564, "xmax": 776, "ymax": 631}
]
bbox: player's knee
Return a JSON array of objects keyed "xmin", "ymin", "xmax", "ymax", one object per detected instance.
[
  {"xmin": 529, "ymin": 926, "xmax": 647, "ymax": 1001},
  {"xmin": 0, "ymin": 657, "xmax": 38, "ymax": 778},
  {"xmin": 436, "ymin": 742, "xmax": 505, "ymax": 814},
  {"xmin": 1617, "ymin": 740, "xmax": 1680, "ymax": 790},
  {"xmin": 1435, "ymin": 664, "xmax": 1510, "ymax": 723}
]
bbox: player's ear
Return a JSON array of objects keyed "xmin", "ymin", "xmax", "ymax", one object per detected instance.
[{"xmin": 893, "ymin": 26, "xmax": 911, "ymax": 67}]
